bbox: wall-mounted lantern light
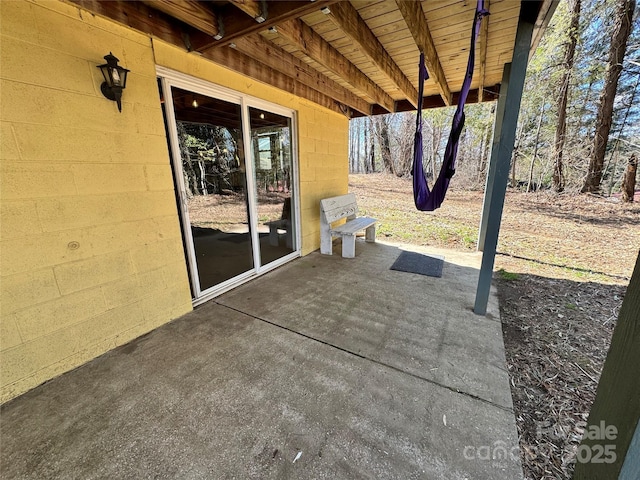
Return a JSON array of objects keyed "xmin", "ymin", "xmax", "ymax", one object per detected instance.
[{"xmin": 97, "ymin": 52, "xmax": 129, "ymax": 112}]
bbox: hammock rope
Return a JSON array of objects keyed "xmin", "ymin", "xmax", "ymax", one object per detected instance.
[{"xmin": 413, "ymin": 0, "xmax": 489, "ymax": 211}]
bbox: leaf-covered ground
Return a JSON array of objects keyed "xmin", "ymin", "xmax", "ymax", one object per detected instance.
[{"xmin": 349, "ymin": 173, "xmax": 639, "ymax": 480}]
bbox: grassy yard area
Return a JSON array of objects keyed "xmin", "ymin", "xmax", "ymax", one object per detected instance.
[
  {"xmin": 349, "ymin": 173, "xmax": 639, "ymax": 480},
  {"xmin": 349, "ymin": 173, "xmax": 639, "ymax": 283}
]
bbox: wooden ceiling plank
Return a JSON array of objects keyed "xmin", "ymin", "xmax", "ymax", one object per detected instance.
[
  {"xmin": 374, "ymin": 22, "xmax": 413, "ymax": 41},
  {"xmin": 429, "ymin": 7, "xmax": 518, "ymax": 39},
  {"xmin": 434, "ymin": 31, "xmax": 517, "ymax": 62},
  {"xmin": 277, "ymin": 18, "xmax": 396, "ymax": 112},
  {"xmin": 353, "ymin": 1, "xmax": 396, "ymax": 21},
  {"xmin": 322, "ymin": 2, "xmax": 418, "ymax": 107},
  {"xmin": 479, "ymin": 0, "xmax": 489, "ymax": 101},
  {"xmin": 395, "ymin": 0, "xmax": 452, "ymax": 105},
  {"xmin": 425, "ymin": 1, "xmax": 517, "ymax": 29},
  {"xmin": 193, "ymin": 0, "xmax": 340, "ymax": 50},
  {"xmin": 233, "ymin": 34, "xmax": 371, "ymax": 115},
  {"xmin": 140, "ymin": 0, "xmax": 219, "ymax": 37}
]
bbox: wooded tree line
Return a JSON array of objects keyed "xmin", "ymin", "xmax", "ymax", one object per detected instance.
[{"xmin": 349, "ymin": 0, "xmax": 639, "ymax": 199}]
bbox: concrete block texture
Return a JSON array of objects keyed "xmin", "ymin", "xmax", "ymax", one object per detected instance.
[
  {"xmin": 0, "ymin": 0, "xmax": 191, "ymax": 403},
  {"xmin": 13, "ymin": 286, "xmax": 107, "ymax": 342},
  {"xmin": 1, "ymin": 268, "xmax": 61, "ymax": 314}
]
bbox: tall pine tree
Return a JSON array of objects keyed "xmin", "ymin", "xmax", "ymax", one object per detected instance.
[{"xmin": 582, "ymin": 0, "xmax": 637, "ymax": 193}]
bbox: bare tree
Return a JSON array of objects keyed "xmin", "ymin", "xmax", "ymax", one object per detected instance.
[
  {"xmin": 392, "ymin": 113, "xmax": 415, "ymax": 176},
  {"xmin": 581, "ymin": 0, "xmax": 636, "ymax": 193},
  {"xmin": 373, "ymin": 116, "xmax": 396, "ymax": 175},
  {"xmin": 605, "ymin": 72, "xmax": 640, "ymax": 194},
  {"xmin": 511, "ymin": 124, "xmax": 524, "ymax": 187},
  {"xmin": 478, "ymin": 122, "xmax": 491, "ymax": 184},
  {"xmin": 355, "ymin": 118, "xmax": 362, "ymax": 173},
  {"xmin": 552, "ymin": 0, "xmax": 582, "ymax": 192},
  {"xmin": 622, "ymin": 153, "xmax": 638, "ymax": 202},
  {"xmin": 368, "ymin": 116, "xmax": 376, "ymax": 173},
  {"xmin": 527, "ymin": 103, "xmax": 546, "ymax": 192},
  {"xmin": 349, "ymin": 119, "xmax": 356, "ymax": 173},
  {"xmin": 363, "ymin": 119, "xmax": 370, "ymax": 173}
]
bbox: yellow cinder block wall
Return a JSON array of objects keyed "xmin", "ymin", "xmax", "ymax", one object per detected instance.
[{"xmin": 0, "ymin": 0, "xmax": 348, "ymax": 403}]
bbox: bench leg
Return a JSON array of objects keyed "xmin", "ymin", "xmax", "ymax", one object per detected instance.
[
  {"xmin": 320, "ymin": 231, "xmax": 333, "ymax": 255},
  {"xmin": 268, "ymin": 226, "xmax": 279, "ymax": 246},
  {"xmin": 342, "ymin": 234, "xmax": 356, "ymax": 258},
  {"xmin": 365, "ymin": 225, "xmax": 376, "ymax": 243}
]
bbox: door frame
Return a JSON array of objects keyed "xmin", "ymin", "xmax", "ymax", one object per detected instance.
[{"xmin": 157, "ymin": 66, "xmax": 301, "ymax": 306}]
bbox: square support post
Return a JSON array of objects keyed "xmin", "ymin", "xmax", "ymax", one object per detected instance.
[
  {"xmin": 477, "ymin": 64, "xmax": 511, "ymax": 252},
  {"xmin": 473, "ymin": 2, "xmax": 538, "ymax": 315}
]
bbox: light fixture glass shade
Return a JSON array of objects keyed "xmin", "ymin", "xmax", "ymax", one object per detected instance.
[{"xmin": 97, "ymin": 52, "xmax": 130, "ymax": 112}]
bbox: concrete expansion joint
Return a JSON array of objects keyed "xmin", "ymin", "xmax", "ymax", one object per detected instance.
[{"xmin": 213, "ymin": 300, "xmax": 514, "ymax": 414}]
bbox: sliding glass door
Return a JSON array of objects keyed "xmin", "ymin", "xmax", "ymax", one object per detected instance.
[
  {"xmin": 159, "ymin": 70, "xmax": 299, "ymax": 303},
  {"xmin": 249, "ymin": 107, "xmax": 296, "ymax": 265},
  {"xmin": 172, "ymin": 86, "xmax": 253, "ymax": 291}
]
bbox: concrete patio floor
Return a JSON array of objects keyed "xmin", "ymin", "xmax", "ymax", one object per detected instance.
[{"xmin": 1, "ymin": 241, "xmax": 523, "ymax": 479}]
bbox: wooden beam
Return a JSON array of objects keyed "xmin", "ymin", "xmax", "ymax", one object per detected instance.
[
  {"xmin": 277, "ymin": 19, "xmax": 396, "ymax": 113},
  {"xmin": 140, "ymin": 0, "xmax": 220, "ymax": 38},
  {"xmin": 478, "ymin": 0, "xmax": 490, "ymax": 102},
  {"xmin": 193, "ymin": 0, "xmax": 340, "ymax": 50},
  {"xmin": 233, "ymin": 34, "xmax": 371, "ymax": 115},
  {"xmin": 67, "ymin": 0, "xmax": 348, "ymax": 117},
  {"xmin": 201, "ymin": 46, "xmax": 348, "ymax": 116},
  {"xmin": 228, "ymin": 0, "xmax": 263, "ymax": 23},
  {"xmin": 70, "ymin": 0, "xmax": 192, "ymax": 42},
  {"xmin": 530, "ymin": 0, "xmax": 559, "ymax": 58},
  {"xmin": 395, "ymin": 0, "xmax": 452, "ymax": 106},
  {"xmin": 321, "ymin": 1, "xmax": 418, "ymax": 108},
  {"xmin": 382, "ymin": 85, "xmax": 500, "ymax": 116}
]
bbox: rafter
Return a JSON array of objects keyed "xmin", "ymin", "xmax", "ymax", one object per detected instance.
[
  {"xmin": 368, "ymin": 84, "xmax": 500, "ymax": 117},
  {"xmin": 228, "ymin": 0, "xmax": 263, "ymax": 23},
  {"xmin": 233, "ymin": 34, "xmax": 371, "ymax": 115},
  {"xmin": 67, "ymin": 0, "xmax": 348, "ymax": 117},
  {"xmin": 277, "ymin": 19, "xmax": 396, "ymax": 113},
  {"xmin": 140, "ymin": 0, "xmax": 220, "ymax": 38},
  {"xmin": 192, "ymin": 0, "xmax": 340, "ymax": 51},
  {"xmin": 321, "ymin": 2, "xmax": 418, "ymax": 108},
  {"xmin": 478, "ymin": 0, "xmax": 490, "ymax": 102},
  {"xmin": 202, "ymin": 46, "xmax": 348, "ymax": 116},
  {"xmin": 530, "ymin": 0, "xmax": 559, "ymax": 58},
  {"xmin": 395, "ymin": 0, "xmax": 452, "ymax": 106}
]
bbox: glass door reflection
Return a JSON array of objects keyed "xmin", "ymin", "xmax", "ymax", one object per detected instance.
[
  {"xmin": 171, "ymin": 86, "xmax": 254, "ymax": 292},
  {"xmin": 249, "ymin": 108, "xmax": 296, "ymax": 265}
]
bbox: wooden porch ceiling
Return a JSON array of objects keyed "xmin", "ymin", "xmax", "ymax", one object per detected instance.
[{"xmin": 70, "ymin": 0, "xmax": 557, "ymax": 117}]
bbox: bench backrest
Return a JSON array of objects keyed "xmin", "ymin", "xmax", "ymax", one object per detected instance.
[{"xmin": 320, "ymin": 193, "xmax": 358, "ymax": 224}]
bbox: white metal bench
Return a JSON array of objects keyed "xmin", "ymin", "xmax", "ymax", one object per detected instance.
[{"xmin": 320, "ymin": 193, "xmax": 376, "ymax": 258}]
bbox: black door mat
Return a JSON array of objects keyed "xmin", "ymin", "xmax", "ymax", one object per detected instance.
[{"xmin": 390, "ymin": 251, "xmax": 444, "ymax": 278}]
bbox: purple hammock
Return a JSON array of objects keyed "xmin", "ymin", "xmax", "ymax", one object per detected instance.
[{"xmin": 413, "ymin": 0, "xmax": 489, "ymax": 211}]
